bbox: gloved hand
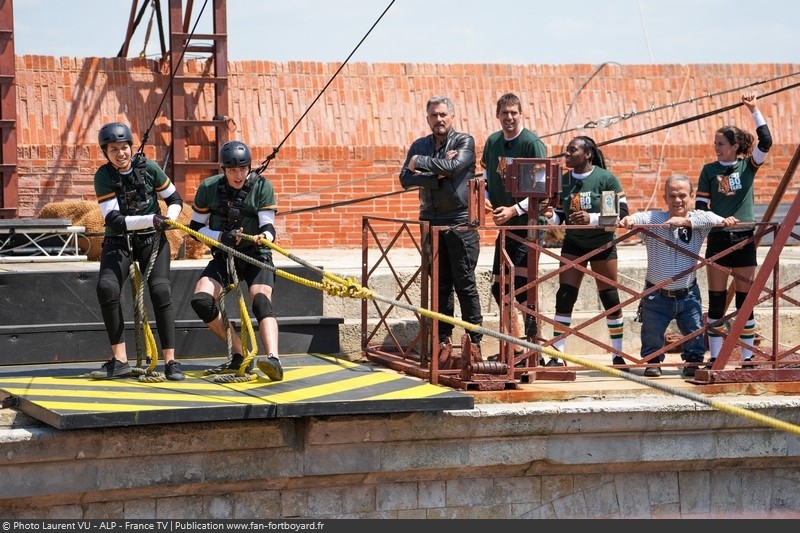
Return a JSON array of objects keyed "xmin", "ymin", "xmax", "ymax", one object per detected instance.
[
  {"xmin": 152, "ymin": 214, "xmax": 171, "ymax": 231},
  {"xmin": 220, "ymin": 230, "xmax": 240, "ymax": 247}
]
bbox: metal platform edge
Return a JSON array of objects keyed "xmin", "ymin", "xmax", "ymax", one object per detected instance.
[{"xmin": 0, "ymin": 353, "xmax": 474, "ymax": 430}]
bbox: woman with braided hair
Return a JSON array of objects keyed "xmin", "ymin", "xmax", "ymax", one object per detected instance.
[{"xmin": 548, "ymin": 136, "xmax": 630, "ymax": 371}]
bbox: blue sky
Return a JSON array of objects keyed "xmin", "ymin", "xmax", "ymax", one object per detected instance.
[{"xmin": 13, "ymin": 0, "xmax": 800, "ymax": 65}]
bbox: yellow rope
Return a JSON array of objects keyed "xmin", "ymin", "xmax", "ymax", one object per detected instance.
[
  {"xmin": 201, "ymin": 259, "xmax": 260, "ymax": 384},
  {"xmin": 164, "ymin": 219, "xmax": 330, "ymax": 292},
  {"xmin": 159, "ymin": 218, "xmax": 800, "ymax": 435},
  {"xmin": 237, "ymin": 288, "xmax": 259, "ymax": 371},
  {"xmin": 128, "ymin": 236, "xmax": 162, "ymax": 383}
]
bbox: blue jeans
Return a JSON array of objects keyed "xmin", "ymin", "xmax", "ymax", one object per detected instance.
[{"xmin": 640, "ymin": 284, "xmax": 705, "ymax": 363}]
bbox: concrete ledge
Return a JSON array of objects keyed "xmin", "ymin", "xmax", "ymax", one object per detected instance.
[{"xmin": 1, "ymin": 395, "xmax": 799, "ymax": 518}]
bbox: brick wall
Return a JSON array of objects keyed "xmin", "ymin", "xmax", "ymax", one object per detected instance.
[{"xmin": 12, "ymin": 56, "xmax": 800, "ymax": 248}]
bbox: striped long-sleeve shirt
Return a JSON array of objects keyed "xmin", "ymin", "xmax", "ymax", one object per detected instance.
[{"xmin": 627, "ymin": 209, "xmax": 724, "ymax": 290}]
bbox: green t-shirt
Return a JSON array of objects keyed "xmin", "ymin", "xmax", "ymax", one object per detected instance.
[
  {"xmin": 93, "ymin": 158, "xmax": 170, "ymax": 237},
  {"xmin": 193, "ymin": 173, "xmax": 278, "ymax": 253},
  {"xmin": 480, "ymin": 128, "xmax": 546, "ymax": 226},
  {"xmin": 696, "ymin": 157, "xmax": 758, "ymax": 232},
  {"xmin": 558, "ymin": 167, "xmax": 625, "ymax": 249}
]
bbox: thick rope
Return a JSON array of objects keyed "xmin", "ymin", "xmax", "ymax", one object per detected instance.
[
  {"xmin": 158, "ymin": 218, "xmax": 800, "ymax": 435},
  {"xmin": 162, "ymin": 219, "xmax": 332, "ymax": 293},
  {"xmin": 128, "ymin": 233, "xmax": 165, "ymax": 383},
  {"xmin": 205, "ymin": 255, "xmax": 259, "ymax": 384}
]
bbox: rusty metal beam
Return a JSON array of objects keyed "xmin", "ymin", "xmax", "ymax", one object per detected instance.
[{"xmin": 713, "ymin": 144, "xmax": 800, "ymax": 373}]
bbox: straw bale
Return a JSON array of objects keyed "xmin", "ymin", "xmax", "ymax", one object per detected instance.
[{"xmin": 37, "ymin": 201, "xmax": 206, "ymax": 260}]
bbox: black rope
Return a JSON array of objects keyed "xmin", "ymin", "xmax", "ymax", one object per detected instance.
[
  {"xmin": 281, "ymin": 189, "xmax": 407, "ymax": 216},
  {"xmin": 117, "ymin": 0, "xmax": 152, "ymax": 58},
  {"xmin": 253, "ymin": 0, "xmax": 396, "ymax": 176},
  {"xmin": 550, "ymin": 62, "xmax": 618, "ymax": 143},
  {"xmin": 152, "ymin": 0, "xmax": 168, "ymax": 59},
  {"xmin": 542, "ymin": 69, "xmax": 800, "ymax": 141},
  {"xmin": 551, "ymin": 79, "xmax": 800, "ymax": 158},
  {"xmin": 278, "ymin": 75, "xmax": 800, "ymax": 216}
]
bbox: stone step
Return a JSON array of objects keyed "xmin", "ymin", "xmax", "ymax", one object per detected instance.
[{"xmin": 0, "ymin": 263, "xmax": 342, "ymax": 364}]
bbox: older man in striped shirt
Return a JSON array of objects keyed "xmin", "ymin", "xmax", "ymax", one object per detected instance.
[{"xmin": 618, "ymin": 174, "xmax": 738, "ymax": 378}]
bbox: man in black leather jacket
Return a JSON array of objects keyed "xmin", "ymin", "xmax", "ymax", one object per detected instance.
[{"xmin": 399, "ymin": 95, "xmax": 483, "ymax": 351}]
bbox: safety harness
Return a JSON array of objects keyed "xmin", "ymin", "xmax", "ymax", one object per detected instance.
[
  {"xmin": 216, "ymin": 172, "xmax": 259, "ymax": 231},
  {"xmin": 109, "ymin": 155, "xmax": 152, "ymax": 216}
]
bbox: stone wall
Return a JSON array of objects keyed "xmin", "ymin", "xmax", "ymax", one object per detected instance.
[{"xmin": 1, "ymin": 396, "xmax": 800, "ymax": 519}]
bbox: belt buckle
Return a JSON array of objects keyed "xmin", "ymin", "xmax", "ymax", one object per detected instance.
[{"xmin": 663, "ymin": 287, "xmax": 686, "ymax": 298}]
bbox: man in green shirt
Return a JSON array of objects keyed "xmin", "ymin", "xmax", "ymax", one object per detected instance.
[{"xmin": 480, "ymin": 93, "xmax": 547, "ymax": 363}]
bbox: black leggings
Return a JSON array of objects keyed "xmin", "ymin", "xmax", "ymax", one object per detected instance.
[{"xmin": 96, "ymin": 234, "xmax": 175, "ymax": 349}]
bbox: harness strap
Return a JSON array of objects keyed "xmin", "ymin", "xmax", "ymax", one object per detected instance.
[
  {"xmin": 216, "ymin": 173, "xmax": 259, "ymax": 231},
  {"xmin": 110, "ymin": 155, "xmax": 151, "ymax": 216}
]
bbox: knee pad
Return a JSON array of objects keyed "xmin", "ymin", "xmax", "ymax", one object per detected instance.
[
  {"xmin": 707, "ymin": 290, "xmax": 728, "ymax": 320},
  {"xmin": 735, "ymin": 291, "xmax": 755, "ymax": 320},
  {"xmin": 191, "ymin": 292, "xmax": 218, "ymax": 323},
  {"xmin": 598, "ymin": 288, "xmax": 621, "ymax": 318},
  {"xmin": 555, "ymin": 284, "xmax": 579, "ymax": 314},
  {"xmin": 148, "ymin": 279, "xmax": 172, "ymax": 309},
  {"xmin": 252, "ymin": 293, "xmax": 275, "ymax": 321},
  {"xmin": 490, "ymin": 282, "xmax": 501, "ymax": 306},
  {"xmin": 96, "ymin": 278, "xmax": 121, "ymax": 308}
]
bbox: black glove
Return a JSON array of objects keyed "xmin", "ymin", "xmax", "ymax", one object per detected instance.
[
  {"xmin": 152, "ymin": 214, "xmax": 170, "ymax": 232},
  {"xmin": 220, "ymin": 230, "xmax": 239, "ymax": 247}
]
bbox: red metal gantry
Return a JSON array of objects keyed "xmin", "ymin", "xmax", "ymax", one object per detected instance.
[{"xmin": 362, "ymin": 149, "xmax": 800, "ymax": 390}]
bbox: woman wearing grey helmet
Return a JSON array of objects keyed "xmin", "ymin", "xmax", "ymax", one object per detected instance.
[
  {"xmin": 188, "ymin": 140, "xmax": 284, "ymax": 381},
  {"xmin": 91, "ymin": 121, "xmax": 185, "ymax": 381}
]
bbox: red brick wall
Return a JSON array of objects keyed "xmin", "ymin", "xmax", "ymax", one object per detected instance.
[{"xmin": 13, "ymin": 56, "xmax": 800, "ymax": 248}]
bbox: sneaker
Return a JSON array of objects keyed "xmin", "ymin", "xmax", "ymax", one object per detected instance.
[
  {"xmin": 206, "ymin": 353, "xmax": 251, "ymax": 374},
  {"xmin": 545, "ymin": 358, "xmax": 565, "ymax": 367},
  {"xmin": 682, "ymin": 365, "xmax": 699, "ymax": 377},
  {"xmin": 257, "ymin": 354, "xmax": 284, "ymax": 381},
  {"xmin": 89, "ymin": 358, "xmax": 132, "ymax": 380},
  {"xmin": 165, "ymin": 360, "xmax": 185, "ymax": 381},
  {"xmin": 643, "ymin": 366, "xmax": 662, "ymax": 377},
  {"xmin": 737, "ymin": 357, "xmax": 756, "ymax": 370},
  {"xmin": 612, "ymin": 356, "xmax": 630, "ymax": 373},
  {"xmin": 704, "ymin": 358, "xmax": 717, "ymax": 370}
]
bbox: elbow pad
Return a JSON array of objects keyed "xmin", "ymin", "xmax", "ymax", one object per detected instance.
[
  {"xmin": 618, "ymin": 202, "xmax": 629, "ymax": 218},
  {"xmin": 695, "ymin": 200, "xmax": 709, "ymax": 211},
  {"xmin": 259, "ymin": 223, "xmax": 276, "ymax": 243},
  {"xmin": 105, "ymin": 210, "xmax": 128, "ymax": 234},
  {"xmin": 756, "ymin": 124, "xmax": 772, "ymax": 153},
  {"xmin": 188, "ymin": 220, "xmax": 205, "ymax": 242},
  {"xmin": 163, "ymin": 190, "xmax": 183, "ymax": 208}
]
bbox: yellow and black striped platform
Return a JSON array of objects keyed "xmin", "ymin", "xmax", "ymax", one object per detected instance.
[{"xmin": 0, "ymin": 353, "xmax": 473, "ymax": 430}]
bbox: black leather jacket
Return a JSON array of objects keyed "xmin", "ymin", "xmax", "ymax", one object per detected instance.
[{"xmin": 399, "ymin": 128, "xmax": 476, "ymax": 223}]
